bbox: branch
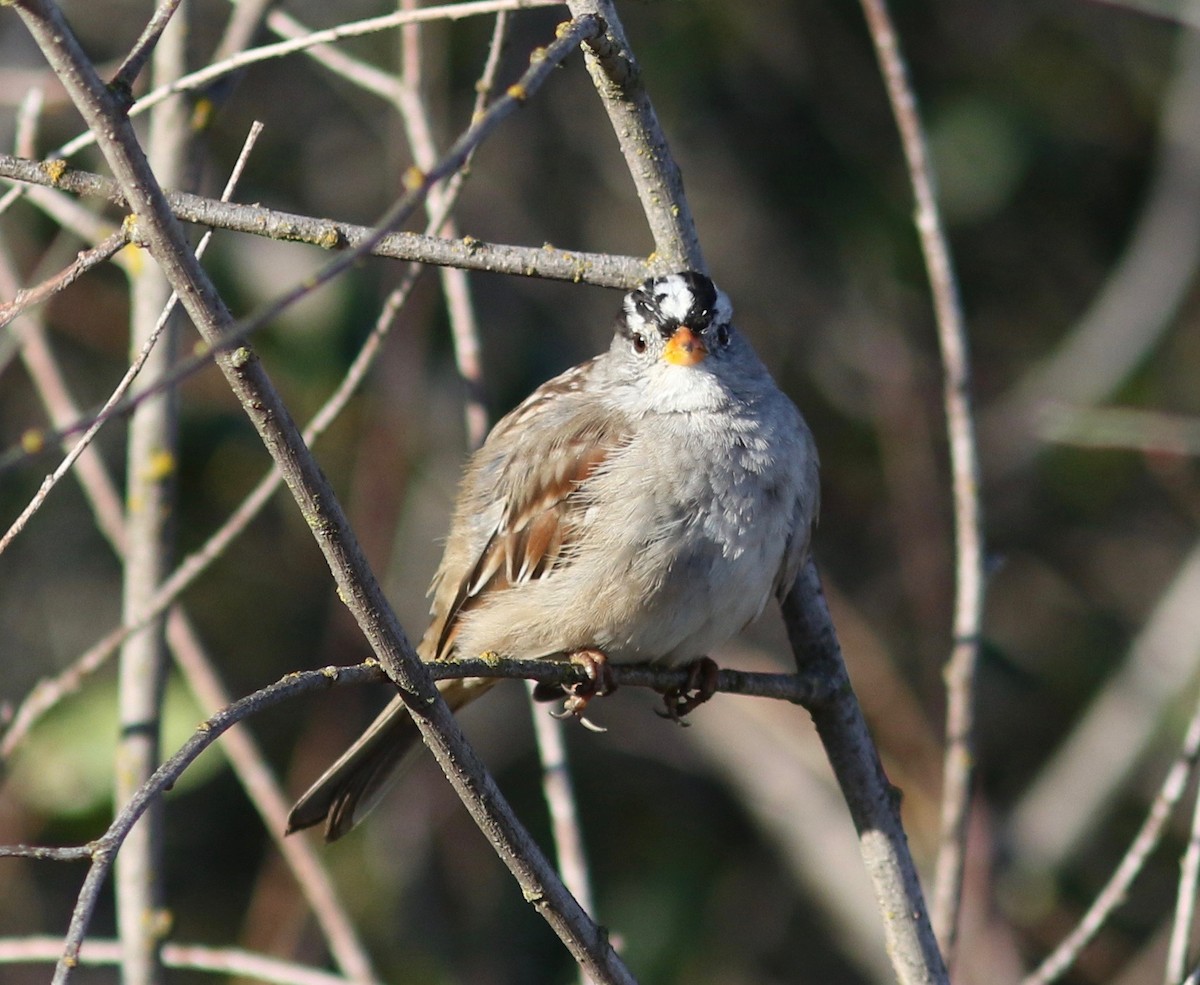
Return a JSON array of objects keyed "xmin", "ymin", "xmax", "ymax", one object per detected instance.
[
  {"xmin": 565, "ymin": 0, "xmax": 703, "ymax": 271},
  {"xmin": 112, "ymin": 8, "xmax": 190, "ymax": 982},
  {"xmin": 782, "ymin": 563, "xmax": 948, "ymax": 985},
  {"xmin": 858, "ymin": 0, "xmax": 983, "ymax": 959},
  {"xmin": 3, "ymin": 225, "xmax": 426, "ymax": 761},
  {"xmin": 0, "ymin": 937, "xmax": 363, "ymax": 985},
  {"xmin": 49, "ymin": 0, "xmax": 562, "ymax": 160},
  {"xmin": 1021, "ymin": 688, "xmax": 1200, "ymax": 985},
  {"xmin": 1, "ymin": 657, "xmax": 834, "ymax": 859},
  {"xmin": 4, "ymin": 118, "xmax": 378, "ymax": 981},
  {"xmin": 0, "ymin": 153, "xmax": 650, "ymax": 288},
  {"xmin": 1168, "ymin": 727, "xmax": 1200, "ymax": 984},
  {"xmin": 0, "ymin": 664, "xmax": 383, "ymax": 965},
  {"xmin": 0, "ymin": 229, "xmax": 126, "ymax": 330},
  {"xmin": 109, "ymin": 0, "xmax": 184, "ymax": 98}
]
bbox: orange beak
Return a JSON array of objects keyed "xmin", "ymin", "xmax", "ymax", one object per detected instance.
[{"xmin": 662, "ymin": 326, "xmax": 708, "ymax": 366}]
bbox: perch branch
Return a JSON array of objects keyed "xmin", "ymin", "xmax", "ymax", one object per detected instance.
[{"xmin": 782, "ymin": 563, "xmax": 948, "ymax": 985}]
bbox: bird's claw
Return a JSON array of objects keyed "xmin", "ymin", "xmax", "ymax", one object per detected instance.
[
  {"xmin": 539, "ymin": 648, "xmax": 616, "ymax": 732},
  {"xmin": 657, "ymin": 656, "xmax": 719, "ymax": 725}
]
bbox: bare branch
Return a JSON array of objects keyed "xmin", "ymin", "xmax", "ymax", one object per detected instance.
[
  {"xmin": 0, "ymin": 152, "xmax": 648, "ymax": 287},
  {"xmin": 0, "ymin": 23, "xmax": 648, "ymax": 479},
  {"xmin": 4, "ymin": 116, "xmax": 378, "ymax": 983},
  {"xmin": 0, "ymin": 937, "xmax": 363, "ymax": 985},
  {"xmin": 164, "ymin": 611, "xmax": 379, "ymax": 984},
  {"xmin": 113, "ymin": 11, "xmax": 191, "ymax": 981},
  {"xmin": 1168, "ymin": 737, "xmax": 1200, "ymax": 984},
  {"xmin": 109, "ymin": 0, "xmax": 185, "ymax": 98},
  {"xmin": 3, "ymin": 226, "xmax": 420, "ymax": 761},
  {"xmin": 1035, "ymin": 403, "xmax": 1200, "ymax": 456},
  {"xmin": 858, "ymin": 0, "xmax": 983, "ymax": 959},
  {"xmin": 782, "ymin": 562, "xmax": 949, "ymax": 985},
  {"xmin": 1021, "ymin": 690, "xmax": 1200, "ymax": 985},
  {"xmin": 565, "ymin": 0, "xmax": 703, "ymax": 271},
  {"xmin": 52, "ymin": 0, "xmax": 563, "ymax": 160},
  {"xmin": 0, "ymin": 655, "xmax": 831, "ymax": 857},
  {"xmin": 0, "ymin": 123, "xmax": 261, "ymax": 557},
  {"xmin": 988, "ymin": 29, "xmax": 1200, "ymax": 474},
  {"xmin": 1012, "ymin": 541, "xmax": 1200, "ymax": 868},
  {"xmin": 0, "ymin": 663, "xmax": 382, "ymax": 980},
  {"xmin": 0, "ymin": 229, "xmax": 125, "ymax": 330}
]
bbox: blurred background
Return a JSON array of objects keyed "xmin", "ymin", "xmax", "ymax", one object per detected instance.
[{"xmin": 2, "ymin": 0, "xmax": 1199, "ymax": 982}]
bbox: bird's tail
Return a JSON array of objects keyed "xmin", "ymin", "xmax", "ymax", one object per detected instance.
[{"xmin": 286, "ymin": 676, "xmax": 493, "ymax": 841}]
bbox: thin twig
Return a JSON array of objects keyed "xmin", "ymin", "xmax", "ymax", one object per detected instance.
[
  {"xmin": 0, "ymin": 47, "xmax": 649, "ymax": 478},
  {"xmin": 15, "ymin": 85, "xmax": 44, "ymax": 157},
  {"xmin": 109, "ymin": 0, "xmax": 185, "ymax": 97},
  {"xmin": 0, "ymin": 129, "xmax": 479, "ymax": 763},
  {"xmin": 390, "ymin": 0, "xmax": 493, "ymax": 445},
  {"xmin": 164, "ymin": 611, "xmax": 379, "ymax": 985},
  {"xmin": 0, "ymin": 654, "xmax": 833, "ymax": 855},
  {"xmin": 2, "ymin": 235, "xmax": 423, "ymax": 761},
  {"xmin": 51, "ymin": 0, "xmax": 562, "ymax": 161},
  {"xmin": 0, "ymin": 123, "xmax": 261, "ymax": 557},
  {"xmin": 1021, "ymin": 690, "xmax": 1200, "ymax": 985},
  {"xmin": 989, "ymin": 29, "xmax": 1200, "ymax": 475},
  {"xmin": 0, "ymin": 267, "xmax": 125, "ymax": 550},
  {"xmin": 0, "ymin": 230, "xmax": 126, "ymax": 329},
  {"xmin": 1012, "ymin": 541, "xmax": 1200, "ymax": 868},
  {"xmin": 1167, "ymin": 735, "xmax": 1200, "ymax": 984},
  {"xmin": 263, "ymin": 7, "xmax": 402, "ymax": 102},
  {"xmin": 527, "ymin": 676, "xmax": 599, "ymax": 928},
  {"xmin": 0, "ymin": 244, "xmax": 175, "ymax": 557},
  {"xmin": 565, "ymin": 0, "xmax": 702, "ymax": 271},
  {"xmin": 858, "ymin": 0, "xmax": 983, "ymax": 961},
  {"xmin": 0, "ymin": 663, "xmax": 383, "ymax": 977},
  {"xmin": 0, "ymin": 937, "xmax": 361, "ymax": 985},
  {"xmin": 1036, "ymin": 403, "xmax": 1200, "ymax": 457}
]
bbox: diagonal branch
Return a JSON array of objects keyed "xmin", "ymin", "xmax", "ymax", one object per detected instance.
[
  {"xmin": 781, "ymin": 564, "xmax": 948, "ymax": 985},
  {"xmin": 1021, "ymin": 688, "xmax": 1200, "ymax": 985},
  {"xmin": 565, "ymin": 0, "xmax": 703, "ymax": 271}
]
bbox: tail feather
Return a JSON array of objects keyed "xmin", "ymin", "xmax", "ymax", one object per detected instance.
[{"xmin": 287, "ymin": 676, "xmax": 492, "ymax": 841}]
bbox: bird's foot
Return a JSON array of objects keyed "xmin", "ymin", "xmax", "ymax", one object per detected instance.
[
  {"xmin": 535, "ymin": 648, "xmax": 616, "ymax": 732},
  {"xmin": 657, "ymin": 656, "xmax": 719, "ymax": 725}
]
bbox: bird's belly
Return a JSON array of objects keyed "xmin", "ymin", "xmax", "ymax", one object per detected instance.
[{"xmin": 602, "ymin": 524, "xmax": 781, "ymax": 664}]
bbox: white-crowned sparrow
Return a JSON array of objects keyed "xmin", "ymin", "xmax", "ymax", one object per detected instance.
[{"xmin": 287, "ymin": 271, "xmax": 820, "ymax": 840}]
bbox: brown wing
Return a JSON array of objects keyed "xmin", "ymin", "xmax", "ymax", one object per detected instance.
[{"xmin": 422, "ymin": 364, "xmax": 630, "ymax": 662}]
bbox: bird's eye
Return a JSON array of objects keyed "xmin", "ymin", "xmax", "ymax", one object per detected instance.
[
  {"xmin": 715, "ymin": 324, "xmax": 730, "ymax": 347},
  {"xmin": 631, "ymin": 333, "xmax": 647, "ymax": 354}
]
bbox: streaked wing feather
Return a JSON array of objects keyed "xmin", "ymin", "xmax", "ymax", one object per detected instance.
[{"xmin": 425, "ymin": 368, "xmax": 630, "ymax": 662}]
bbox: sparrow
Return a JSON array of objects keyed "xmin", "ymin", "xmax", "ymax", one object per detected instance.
[{"xmin": 287, "ymin": 271, "xmax": 819, "ymax": 841}]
